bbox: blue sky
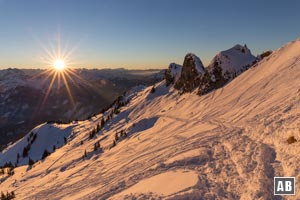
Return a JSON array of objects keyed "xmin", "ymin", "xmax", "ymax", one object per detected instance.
[{"xmin": 0, "ymin": 0, "xmax": 300, "ymax": 69}]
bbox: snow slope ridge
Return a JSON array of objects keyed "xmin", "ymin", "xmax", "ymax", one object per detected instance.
[
  {"xmin": 0, "ymin": 123, "xmax": 75, "ymax": 166},
  {"xmin": 2, "ymin": 40, "xmax": 300, "ymax": 199}
]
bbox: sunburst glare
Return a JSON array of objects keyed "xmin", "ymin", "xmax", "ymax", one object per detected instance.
[
  {"xmin": 53, "ymin": 59, "xmax": 66, "ymax": 71},
  {"xmin": 33, "ymin": 33, "xmax": 87, "ymax": 112}
]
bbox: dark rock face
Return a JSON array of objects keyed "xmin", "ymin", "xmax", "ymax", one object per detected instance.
[
  {"xmin": 174, "ymin": 53, "xmax": 205, "ymax": 92},
  {"xmin": 164, "ymin": 69, "xmax": 173, "ymax": 86},
  {"xmin": 258, "ymin": 50, "xmax": 273, "ymax": 61},
  {"xmin": 197, "ymin": 63, "xmax": 229, "ymax": 95}
]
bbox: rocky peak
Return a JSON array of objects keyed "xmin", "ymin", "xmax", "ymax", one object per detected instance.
[
  {"xmin": 174, "ymin": 53, "xmax": 205, "ymax": 92},
  {"xmin": 164, "ymin": 63, "xmax": 182, "ymax": 86},
  {"xmin": 183, "ymin": 53, "xmax": 205, "ymax": 74},
  {"xmin": 207, "ymin": 44, "xmax": 257, "ymax": 76},
  {"xmin": 166, "ymin": 44, "xmax": 258, "ymax": 95},
  {"xmin": 233, "ymin": 44, "xmax": 251, "ymax": 54}
]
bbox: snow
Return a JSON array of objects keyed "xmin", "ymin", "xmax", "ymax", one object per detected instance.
[
  {"xmin": 0, "ymin": 123, "xmax": 74, "ymax": 166},
  {"xmin": 208, "ymin": 44, "xmax": 256, "ymax": 74},
  {"xmin": 164, "ymin": 148, "xmax": 210, "ymax": 165},
  {"xmin": 112, "ymin": 169, "xmax": 198, "ymax": 199},
  {"xmin": 168, "ymin": 63, "xmax": 182, "ymax": 82},
  {"xmin": 1, "ymin": 39, "xmax": 300, "ymax": 199}
]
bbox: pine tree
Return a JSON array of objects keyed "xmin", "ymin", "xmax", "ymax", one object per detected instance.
[
  {"xmin": 89, "ymin": 128, "xmax": 97, "ymax": 139},
  {"xmin": 100, "ymin": 118, "xmax": 105, "ymax": 129},
  {"xmin": 31, "ymin": 134, "xmax": 37, "ymax": 144},
  {"xmin": 150, "ymin": 86, "xmax": 156, "ymax": 93},
  {"xmin": 115, "ymin": 132, "xmax": 119, "ymax": 141},
  {"xmin": 8, "ymin": 169, "xmax": 14, "ymax": 176},
  {"xmin": 5, "ymin": 162, "xmax": 13, "ymax": 168},
  {"xmin": 16, "ymin": 154, "xmax": 20, "ymax": 164},
  {"xmin": 114, "ymin": 108, "xmax": 120, "ymax": 114},
  {"xmin": 120, "ymin": 130, "xmax": 127, "ymax": 138},
  {"xmin": 96, "ymin": 123, "xmax": 100, "ymax": 132},
  {"xmin": 94, "ymin": 141, "xmax": 100, "ymax": 151},
  {"xmin": 10, "ymin": 191, "xmax": 15, "ymax": 199},
  {"xmin": 22, "ymin": 147, "xmax": 28, "ymax": 157},
  {"xmin": 1, "ymin": 192, "xmax": 5, "ymax": 200},
  {"xmin": 83, "ymin": 150, "xmax": 87, "ymax": 159},
  {"xmin": 112, "ymin": 140, "xmax": 116, "ymax": 148},
  {"xmin": 42, "ymin": 149, "xmax": 50, "ymax": 159},
  {"xmin": 28, "ymin": 157, "xmax": 34, "ymax": 166}
]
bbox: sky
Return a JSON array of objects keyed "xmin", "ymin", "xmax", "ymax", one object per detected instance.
[{"xmin": 0, "ymin": 0, "xmax": 300, "ymax": 69}]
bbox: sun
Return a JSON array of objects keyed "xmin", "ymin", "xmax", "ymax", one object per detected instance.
[{"xmin": 53, "ymin": 59, "xmax": 65, "ymax": 71}]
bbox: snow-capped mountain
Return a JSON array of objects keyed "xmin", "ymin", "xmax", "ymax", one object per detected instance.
[
  {"xmin": 171, "ymin": 44, "xmax": 257, "ymax": 95},
  {"xmin": 207, "ymin": 44, "xmax": 257, "ymax": 76},
  {"xmin": 1, "ymin": 40, "xmax": 300, "ymax": 199},
  {"xmin": 0, "ymin": 68, "xmax": 29, "ymax": 92}
]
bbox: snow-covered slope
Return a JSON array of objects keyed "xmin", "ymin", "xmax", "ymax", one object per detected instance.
[
  {"xmin": 1, "ymin": 40, "xmax": 300, "ymax": 199},
  {"xmin": 0, "ymin": 123, "xmax": 74, "ymax": 166}
]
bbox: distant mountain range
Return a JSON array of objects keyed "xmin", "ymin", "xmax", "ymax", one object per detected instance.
[{"xmin": 0, "ymin": 68, "xmax": 163, "ymax": 150}]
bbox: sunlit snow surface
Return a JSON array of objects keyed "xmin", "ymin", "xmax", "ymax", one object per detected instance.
[{"xmin": 1, "ymin": 40, "xmax": 300, "ymax": 199}]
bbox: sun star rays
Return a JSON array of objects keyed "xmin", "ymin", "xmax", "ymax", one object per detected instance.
[{"xmin": 35, "ymin": 34, "xmax": 82, "ymax": 113}]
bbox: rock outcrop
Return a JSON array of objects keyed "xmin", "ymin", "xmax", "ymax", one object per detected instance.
[
  {"xmin": 166, "ymin": 44, "xmax": 258, "ymax": 95},
  {"xmin": 174, "ymin": 53, "xmax": 205, "ymax": 92},
  {"xmin": 165, "ymin": 63, "xmax": 182, "ymax": 86}
]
